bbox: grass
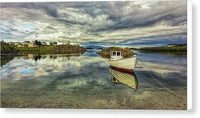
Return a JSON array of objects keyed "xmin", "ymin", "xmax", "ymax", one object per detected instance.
[
  {"xmin": 16, "ymin": 45, "xmax": 86, "ymax": 55},
  {"xmin": 138, "ymin": 46, "xmax": 187, "ymax": 52}
]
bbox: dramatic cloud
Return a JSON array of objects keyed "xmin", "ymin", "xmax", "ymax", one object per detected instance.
[{"xmin": 0, "ymin": 0, "xmax": 187, "ymax": 47}]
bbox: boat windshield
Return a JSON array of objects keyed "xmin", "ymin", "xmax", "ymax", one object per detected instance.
[
  {"xmin": 117, "ymin": 52, "xmax": 120, "ymax": 56},
  {"xmin": 113, "ymin": 52, "xmax": 116, "ymax": 56},
  {"xmin": 111, "ymin": 51, "xmax": 122, "ymax": 59}
]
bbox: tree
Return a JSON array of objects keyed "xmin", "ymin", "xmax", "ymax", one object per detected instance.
[{"xmin": 34, "ymin": 40, "xmax": 42, "ymax": 46}]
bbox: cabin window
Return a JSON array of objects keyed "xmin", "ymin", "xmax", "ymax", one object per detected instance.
[
  {"xmin": 117, "ymin": 52, "xmax": 120, "ymax": 56},
  {"xmin": 113, "ymin": 52, "xmax": 116, "ymax": 56}
]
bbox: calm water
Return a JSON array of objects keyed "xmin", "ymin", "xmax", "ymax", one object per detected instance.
[{"xmin": 0, "ymin": 49, "xmax": 187, "ymax": 109}]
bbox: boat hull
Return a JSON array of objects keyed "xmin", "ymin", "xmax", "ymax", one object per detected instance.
[
  {"xmin": 106, "ymin": 57, "xmax": 137, "ymax": 73},
  {"xmin": 110, "ymin": 66, "xmax": 134, "ymax": 74}
]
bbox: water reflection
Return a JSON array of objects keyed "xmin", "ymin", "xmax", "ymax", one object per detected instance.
[
  {"xmin": 1, "ymin": 56, "xmax": 14, "ymax": 66},
  {"xmin": 12, "ymin": 53, "xmax": 81, "ymax": 61},
  {"xmin": 109, "ymin": 67, "xmax": 138, "ymax": 91},
  {"xmin": 135, "ymin": 50, "xmax": 187, "ymax": 57},
  {"xmin": 0, "ymin": 49, "xmax": 187, "ymax": 109}
]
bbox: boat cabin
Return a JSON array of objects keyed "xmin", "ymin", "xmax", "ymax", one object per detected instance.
[{"xmin": 110, "ymin": 51, "xmax": 123, "ymax": 60}]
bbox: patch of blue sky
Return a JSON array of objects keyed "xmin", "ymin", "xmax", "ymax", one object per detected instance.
[{"xmin": 19, "ymin": 24, "xmax": 35, "ymax": 31}]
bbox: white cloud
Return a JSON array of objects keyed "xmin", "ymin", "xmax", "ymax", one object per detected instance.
[{"xmin": 0, "ymin": 1, "xmax": 187, "ymax": 46}]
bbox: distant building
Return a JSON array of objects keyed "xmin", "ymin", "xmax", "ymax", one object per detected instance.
[
  {"xmin": 24, "ymin": 41, "xmax": 30, "ymax": 43},
  {"xmin": 62, "ymin": 40, "xmax": 71, "ymax": 45},
  {"xmin": 50, "ymin": 42, "xmax": 57, "ymax": 45},
  {"xmin": 41, "ymin": 42, "xmax": 47, "ymax": 46},
  {"xmin": 57, "ymin": 42, "xmax": 63, "ymax": 45},
  {"xmin": 46, "ymin": 42, "xmax": 50, "ymax": 45},
  {"xmin": 28, "ymin": 43, "xmax": 38, "ymax": 47},
  {"xmin": 17, "ymin": 43, "xmax": 24, "ymax": 47}
]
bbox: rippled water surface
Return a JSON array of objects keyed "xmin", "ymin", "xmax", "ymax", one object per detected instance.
[{"xmin": 0, "ymin": 49, "xmax": 187, "ymax": 109}]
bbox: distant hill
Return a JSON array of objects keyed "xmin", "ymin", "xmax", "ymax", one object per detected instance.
[{"xmin": 84, "ymin": 45, "xmax": 105, "ymax": 49}]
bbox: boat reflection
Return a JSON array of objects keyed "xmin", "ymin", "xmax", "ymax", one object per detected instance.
[{"xmin": 109, "ymin": 67, "xmax": 138, "ymax": 90}]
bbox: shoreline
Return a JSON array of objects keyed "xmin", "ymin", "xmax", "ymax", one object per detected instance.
[
  {"xmin": 16, "ymin": 45, "xmax": 86, "ymax": 55},
  {"xmin": 131, "ymin": 46, "xmax": 187, "ymax": 52}
]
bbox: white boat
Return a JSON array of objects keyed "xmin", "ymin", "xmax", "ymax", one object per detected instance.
[
  {"xmin": 109, "ymin": 67, "xmax": 138, "ymax": 90},
  {"xmin": 106, "ymin": 51, "xmax": 137, "ymax": 73}
]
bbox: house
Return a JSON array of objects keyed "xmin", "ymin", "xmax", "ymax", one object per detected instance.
[
  {"xmin": 50, "ymin": 42, "xmax": 57, "ymax": 45},
  {"xmin": 17, "ymin": 43, "xmax": 25, "ymax": 47},
  {"xmin": 24, "ymin": 41, "xmax": 30, "ymax": 43},
  {"xmin": 28, "ymin": 43, "xmax": 38, "ymax": 47},
  {"xmin": 46, "ymin": 42, "xmax": 50, "ymax": 45},
  {"xmin": 41, "ymin": 42, "xmax": 47, "ymax": 46},
  {"xmin": 62, "ymin": 40, "xmax": 70, "ymax": 45}
]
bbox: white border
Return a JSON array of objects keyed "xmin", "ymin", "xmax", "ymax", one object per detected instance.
[{"xmin": 187, "ymin": 0, "xmax": 192, "ymax": 110}]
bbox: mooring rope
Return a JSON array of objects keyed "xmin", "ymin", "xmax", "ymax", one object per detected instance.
[
  {"xmin": 136, "ymin": 58, "xmax": 187, "ymax": 100},
  {"xmin": 103, "ymin": 57, "xmax": 186, "ymax": 100}
]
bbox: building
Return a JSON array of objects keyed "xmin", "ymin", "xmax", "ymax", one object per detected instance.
[
  {"xmin": 17, "ymin": 43, "xmax": 25, "ymax": 47},
  {"xmin": 62, "ymin": 40, "xmax": 71, "ymax": 45},
  {"xmin": 41, "ymin": 42, "xmax": 47, "ymax": 46},
  {"xmin": 46, "ymin": 42, "xmax": 50, "ymax": 45},
  {"xmin": 28, "ymin": 43, "xmax": 38, "ymax": 47},
  {"xmin": 24, "ymin": 41, "xmax": 30, "ymax": 43},
  {"xmin": 50, "ymin": 42, "xmax": 57, "ymax": 45}
]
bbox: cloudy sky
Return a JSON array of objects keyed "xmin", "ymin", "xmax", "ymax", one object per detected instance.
[{"xmin": 0, "ymin": 0, "xmax": 187, "ymax": 48}]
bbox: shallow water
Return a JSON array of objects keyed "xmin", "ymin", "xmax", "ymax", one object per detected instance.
[{"xmin": 0, "ymin": 49, "xmax": 187, "ymax": 109}]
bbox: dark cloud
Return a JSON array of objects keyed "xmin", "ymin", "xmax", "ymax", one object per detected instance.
[
  {"xmin": 118, "ymin": 32, "xmax": 187, "ymax": 47},
  {"xmin": 44, "ymin": 5, "xmax": 58, "ymax": 18},
  {"xmin": 0, "ymin": 1, "xmax": 187, "ymax": 47}
]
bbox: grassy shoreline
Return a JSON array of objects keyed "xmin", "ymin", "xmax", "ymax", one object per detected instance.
[
  {"xmin": 16, "ymin": 45, "xmax": 86, "ymax": 55},
  {"xmin": 133, "ymin": 46, "xmax": 187, "ymax": 52}
]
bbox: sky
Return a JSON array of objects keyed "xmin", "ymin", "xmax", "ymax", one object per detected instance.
[{"xmin": 0, "ymin": 0, "xmax": 187, "ymax": 48}]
